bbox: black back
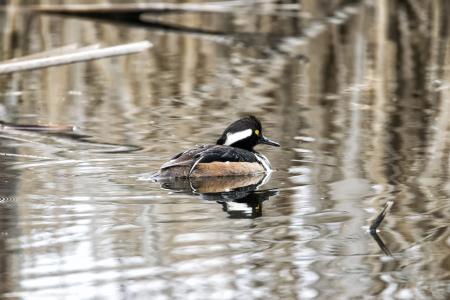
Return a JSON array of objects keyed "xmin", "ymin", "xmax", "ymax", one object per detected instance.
[{"xmin": 160, "ymin": 144, "xmax": 258, "ymax": 170}]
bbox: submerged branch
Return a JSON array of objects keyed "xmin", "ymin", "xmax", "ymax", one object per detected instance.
[
  {"xmin": 0, "ymin": 121, "xmax": 142, "ymax": 154},
  {"xmin": 0, "ymin": 41, "xmax": 152, "ymax": 74},
  {"xmin": 0, "ymin": 120, "xmax": 76, "ymax": 133}
]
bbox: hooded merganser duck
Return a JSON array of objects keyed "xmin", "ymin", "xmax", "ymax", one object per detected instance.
[{"xmin": 156, "ymin": 116, "xmax": 280, "ymax": 178}]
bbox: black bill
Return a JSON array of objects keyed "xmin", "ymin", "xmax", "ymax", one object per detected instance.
[{"xmin": 259, "ymin": 135, "xmax": 280, "ymax": 147}]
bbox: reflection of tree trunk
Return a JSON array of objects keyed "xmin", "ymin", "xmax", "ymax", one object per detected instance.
[
  {"xmin": 370, "ymin": 0, "xmax": 390, "ymax": 184},
  {"xmin": 1, "ymin": 8, "xmax": 21, "ymax": 294},
  {"xmin": 421, "ymin": 0, "xmax": 450, "ymax": 183},
  {"xmin": 0, "ymin": 144, "xmax": 19, "ymax": 296},
  {"xmin": 368, "ymin": 0, "xmax": 450, "ymax": 260}
]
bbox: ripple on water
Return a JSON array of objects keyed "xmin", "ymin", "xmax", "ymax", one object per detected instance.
[
  {"xmin": 299, "ymin": 210, "xmax": 353, "ymax": 224},
  {"xmin": 170, "ymin": 230, "xmax": 274, "ymax": 258},
  {"xmin": 0, "ymin": 195, "xmax": 17, "ymax": 207},
  {"xmin": 253, "ymin": 224, "xmax": 323, "ymax": 242}
]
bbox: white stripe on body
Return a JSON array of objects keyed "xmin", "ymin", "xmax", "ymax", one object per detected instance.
[
  {"xmin": 254, "ymin": 153, "xmax": 272, "ymax": 172},
  {"xmin": 224, "ymin": 129, "xmax": 252, "ymax": 146}
]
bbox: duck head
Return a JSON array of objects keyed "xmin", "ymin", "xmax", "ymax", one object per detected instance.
[{"xmin": 216, "ymin": 116, "xmax": 280, "ymax": 151}]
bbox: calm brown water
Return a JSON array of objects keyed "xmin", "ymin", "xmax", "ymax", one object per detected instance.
[{"xmin": 0, "ymin": 1, "xmax": 449, "ymax": 299}]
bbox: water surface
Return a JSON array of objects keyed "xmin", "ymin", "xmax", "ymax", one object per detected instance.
[{"xmin": 0, "ymin": 1, "xmax": 449, "ymax": 299}]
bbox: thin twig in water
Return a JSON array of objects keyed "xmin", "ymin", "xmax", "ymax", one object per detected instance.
[
  {"xmin": 0, "ymin": 152, "xmax": 54, "ymax": 160},
  {"xmin": 0, "ymin": 120, "xmax": 76, "ymax": 132}
]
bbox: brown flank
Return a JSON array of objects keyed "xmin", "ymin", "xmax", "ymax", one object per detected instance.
[{"xmin": 160, "ymin": 162, "xmax": 265, "ymax": 178}]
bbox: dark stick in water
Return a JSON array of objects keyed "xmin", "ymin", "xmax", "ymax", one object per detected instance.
[
  {"xmin": 370, "ymin": 200, "xmax": 394, "ymax": 234},
  {"xmin": 370, "ymin": 200, "xmax": 394, "ymax": 256}
]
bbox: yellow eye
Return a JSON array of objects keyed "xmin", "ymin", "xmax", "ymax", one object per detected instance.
[{"xmin": 255, "ymin": 130, "xmax": 260, "ymax": 136}]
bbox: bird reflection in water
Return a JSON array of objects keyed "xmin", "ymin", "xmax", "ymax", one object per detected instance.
[{"xmin": 158, "ymin": 173, "xmax": 277, "ymax": 219}]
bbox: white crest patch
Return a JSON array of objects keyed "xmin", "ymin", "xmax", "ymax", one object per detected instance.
[{"xmin": 224, "ymin": 129, "xmax": 252, "ymax": 146}]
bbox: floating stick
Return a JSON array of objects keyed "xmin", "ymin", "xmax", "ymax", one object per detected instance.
[{"xmin": 0, "ymin": 41, "xmax": 153, "ymax": 74}]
